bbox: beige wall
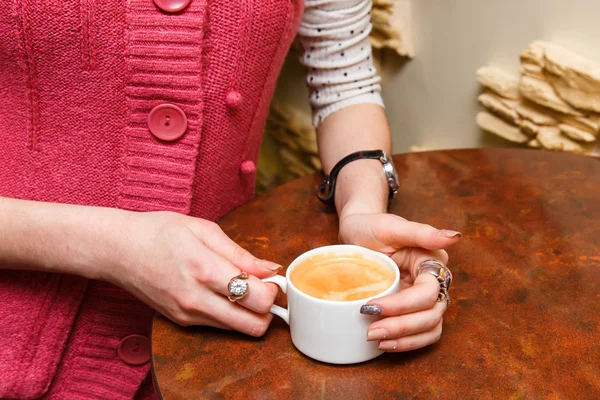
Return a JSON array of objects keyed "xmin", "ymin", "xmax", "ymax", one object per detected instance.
[{"xmin": 275, "ymin": 0, "xmax": 600, "ymax": 154}]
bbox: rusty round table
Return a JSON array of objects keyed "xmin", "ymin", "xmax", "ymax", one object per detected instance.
[{"xmin": 152, "ymin": 149, "xmax": 600, "ymax": 399}]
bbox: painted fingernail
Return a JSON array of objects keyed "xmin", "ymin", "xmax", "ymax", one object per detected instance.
[
  {"xmin": 360, "ymin": 305, "xmax": 382, "ymax": 315},
  {"xmin": 367, "ymin": 328, "xmax": 388, "ymax": 341},
  {"xmin": 379, "ymin": 340, "xmax": 398, "ymax": 351},
  {"xmin": 439, "ymin": 229, "xmax": 462, "ymax": 239},
  {"xmin": 257, "ymin": 259, "xmax": 283, "ymax": 272}
]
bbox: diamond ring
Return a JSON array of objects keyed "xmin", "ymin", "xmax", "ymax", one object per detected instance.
[{"xmin": 227, "ymin": 272, "xmax": 249, "ymax": 302}]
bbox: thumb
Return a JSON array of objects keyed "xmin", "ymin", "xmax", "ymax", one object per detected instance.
[
  {"xmin": 193, "ymin": 222, "xmax": 282, "ymax": 279},
  {"xmin": 370, "ymin": 214, "xmax": 462, "ymax": 251}
]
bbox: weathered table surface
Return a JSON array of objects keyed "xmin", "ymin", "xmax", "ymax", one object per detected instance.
[{"xmin": 152, "ymin": 149, "xmax": 600, "ymax": 399}]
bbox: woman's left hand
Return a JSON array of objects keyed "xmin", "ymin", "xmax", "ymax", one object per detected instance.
[{"xmin": 338, "ymin": 212, "xmax": 461, "ymax": 352}]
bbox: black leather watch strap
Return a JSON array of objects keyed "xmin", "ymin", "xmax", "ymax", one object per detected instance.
[{"xmin": 316, "ymin": 150, "xmax": 386, "ymax": 205}]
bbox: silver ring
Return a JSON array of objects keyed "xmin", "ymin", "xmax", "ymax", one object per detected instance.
[
  {"xmin": 227, "ymin": 272, "xmax": 249, "ymax": 302},
  {"xmin": 417, "ymin": 260, "xmax": 452, "ymax": 309},
  {"xmin": 440, "ymin": 291, "xmax": 450, "ymax": 309}
]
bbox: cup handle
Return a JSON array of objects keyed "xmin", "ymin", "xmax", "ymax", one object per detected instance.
[{"xmin": 262, "ymin": 275, "xmax": 289, "ymax": 325}]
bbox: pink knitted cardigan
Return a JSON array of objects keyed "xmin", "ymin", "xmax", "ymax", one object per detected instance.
[{"xmin": 0, "ymin": 0, "xmax": 303, "ymax": 398}]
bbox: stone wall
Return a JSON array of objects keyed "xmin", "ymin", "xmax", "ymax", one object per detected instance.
[{"xmin": 476, "ymin": 41, "xmax": 600, "ymax": 154}]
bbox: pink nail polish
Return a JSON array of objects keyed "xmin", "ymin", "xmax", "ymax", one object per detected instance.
[
  {"xmin": 440, "ymin": 229, "xmax": 462, "ymax": 239},
  {"xmin": 257, "ymin": 259, "xmax": 283, "ymax": 272},
  {"xmin": 367, "ymin": 328, "xmax": 388, "ymax": 341},
  {"xmin": 379, "ymin": 340, "xmax": 398, "ymax": 351}
]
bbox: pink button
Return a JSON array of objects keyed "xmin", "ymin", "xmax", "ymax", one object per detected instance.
[
  {"xmin": 117, "ymin": 334, "xmax": 150, "ymax": 366},
  {"xmin": 148, "ymin": 104, "xmax": 188, "ymax": 141},
  {"xmin": 240, "ymin": 160, "xmax": 256, "ymax": 174},
  {"xmin": 226, "ymin": 90, "xmax": 242, "ymax": 108},
  {"xmin": 153, "ymin": 0, "xmax": 191, "ymax": 13}
]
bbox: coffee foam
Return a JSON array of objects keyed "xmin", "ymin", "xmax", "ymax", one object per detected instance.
[{"xmin": 290, "ymin": 253, "xmax": 395, "ymax": 301}]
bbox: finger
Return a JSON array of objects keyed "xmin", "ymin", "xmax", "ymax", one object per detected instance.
[
  {"xmin": 360, "ymin": 272, "xmax": 440, "ymax": 316},
  {"xmin": 366, "ymin": 301, "xmax": 446, "ymax": 341},
  {"xmin": 187, "ymin": 291, "xmax": 275, "ymax": 337},
  {"xmin": 196, "ymin": 222, "xmax": 282, "ymax": 279},
  {"xmin": 391, "ymin": 248, "xmax": 448, "ymax": 281},
  {"xmin": 170, "ymin": 311, "xmax": 232, "ymax": 330},
  {"xmin": 378, "ymin": 320, "xmax": 443, "ymax": 352},
  {"xmin": 194, "ymin": 247, "xmax": 278, "ymax": 315},
  {"xmin": 372, "ymin": 214, "xmax": 461, "ymax": 250}
]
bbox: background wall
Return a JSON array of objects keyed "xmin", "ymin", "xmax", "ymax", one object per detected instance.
[{"xmin": 273, "ymin": 0, "xmax": 600, "ymax": 154}]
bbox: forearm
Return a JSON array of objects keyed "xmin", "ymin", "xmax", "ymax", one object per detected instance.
[
  {"xmin": 0, "ymin": 197, "xmax": 124, "ymax": 280},
  {"xmin": 317, "ymin": 103, "xmax": 392, "ymax": 220}
]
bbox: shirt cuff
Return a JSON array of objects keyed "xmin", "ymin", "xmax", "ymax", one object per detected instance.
[{"xmin": 314, "ymin": 92, "xmax": 385, "ymax": 127}]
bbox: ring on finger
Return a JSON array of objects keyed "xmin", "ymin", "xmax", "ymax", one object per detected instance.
[
  {"xmin": 417, "ymin": 260, "xmax": 452, "ymax": 309},
  {"xmin": 227, "ymin": 272, "xmax": 249, "ymax": 302},
  {"xmin": 439, "ymin": 289, "xmax": 450, "ymax": 309}
]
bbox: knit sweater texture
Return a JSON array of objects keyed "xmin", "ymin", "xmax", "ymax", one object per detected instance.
[
  {"xmin": 0, "ymin": 0, "xmax": 384, "ymax": 398},
  {"xmin": 0, "ymin": 0, "xmax": 302, "ymax": 398}
]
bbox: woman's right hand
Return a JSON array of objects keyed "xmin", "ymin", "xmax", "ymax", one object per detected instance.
[
  {"xmin": 0, "ymin": 198, "xmax": 280, "ymax": 336},
  {"xmin": 105, "ymin": 211, "xmax": 281, "ymax": 336}
]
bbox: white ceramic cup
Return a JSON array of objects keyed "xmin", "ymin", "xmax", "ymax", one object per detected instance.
[{"xmin": 262, "ymin": 244, "xmax": 400, "ymax": 364}]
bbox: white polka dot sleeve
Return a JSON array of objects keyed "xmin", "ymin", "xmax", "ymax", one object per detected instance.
[{"xmin": 297, "ymin": 0, "xmax": 384, "ymax": 127}]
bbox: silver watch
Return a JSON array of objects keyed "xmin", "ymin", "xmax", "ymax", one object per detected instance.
[{"xmin": 380, "ymin": 150, "xmax": 400, "ymax": 200}]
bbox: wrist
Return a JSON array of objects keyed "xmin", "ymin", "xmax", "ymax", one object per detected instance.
[
  {"xmin": 64, "ymin": 205, "xmax": 132, "ymax": 283},
  {"xmin": 336, "ymin": 159, "xmax": 389, "ymax": 220}
]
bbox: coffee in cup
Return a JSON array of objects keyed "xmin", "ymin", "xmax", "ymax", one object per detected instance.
[{"xmin": 290, "ymin": 253, "xmax": 395, "ymax": 301}]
